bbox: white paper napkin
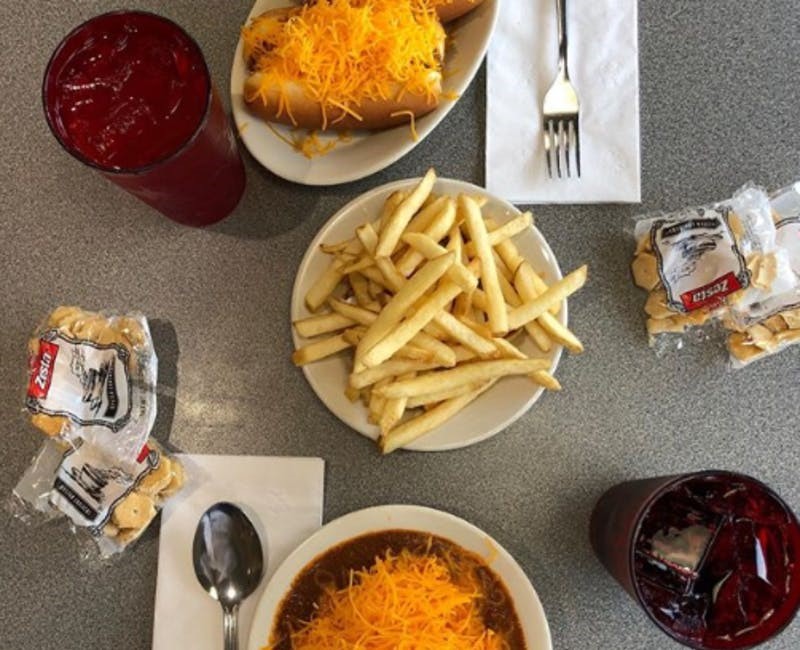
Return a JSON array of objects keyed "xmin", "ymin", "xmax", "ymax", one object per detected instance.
[
  {"xmin": 151, "ymin": 455, "xmax": 325, "ymax": 650},
  {"xmin": 486, "ymin": 0, "xmax": 640, "ymax": 203}
]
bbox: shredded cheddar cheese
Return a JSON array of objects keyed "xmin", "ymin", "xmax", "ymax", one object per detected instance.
[
  {"xmin": 242, "ymin": 0, "xmax": 446, "ymax": 129},
  {"xmin": 267, "ymin": 123, "xmax": 340, "ymax": 158},
  {"xmin": 389, "ymin": 110, "xmax": 419, "ymax": 141},
  {"xmin": 432, "ymin": 0, "xmax": 476, "ymax": 7},
  {"xmin": 267, "ymin": 549, "xmax": 507, "ymax": 650},
  {"xmin": 267, "ymin": 124, "xmax": 353, "ymax": 158},
  {"xmin": 297, "ymin": 130, "xmax": 337, "ymax": 158}
]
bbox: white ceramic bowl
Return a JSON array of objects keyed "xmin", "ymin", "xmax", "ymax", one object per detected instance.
[
  {"xmin": 230, "ymin": 0, "xmax": 500, "ymax": 185},
  {"xmin": 291, "ymin": 177, "xmax": 567, "ymax": 451},
  {"xmin": 246, "ymin": 504, "xmax": 553, "ymax": 650}
]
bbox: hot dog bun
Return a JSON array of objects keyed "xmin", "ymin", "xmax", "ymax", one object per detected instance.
[
  {"xmin": 242, "ymin": 2, "xmax": 447, "ymax": 131},
  {"xmin": 244, "ymin": 72, "xmax": 441, "ymax": 131}
]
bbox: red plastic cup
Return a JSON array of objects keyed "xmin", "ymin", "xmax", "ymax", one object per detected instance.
[
  {"xmin": 43, "ymin": 11, "xmax": 245, "ymax": 227},
  {"xmin": 590, "ymin": 471, "xmax": 800, "ymax": 649}
]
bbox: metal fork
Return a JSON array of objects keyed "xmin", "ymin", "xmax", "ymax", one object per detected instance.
[{"xmin": 542, "ymin": 0, "xmax": 581, "ymax": 179}]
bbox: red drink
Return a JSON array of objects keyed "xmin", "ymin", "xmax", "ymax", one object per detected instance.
[
  {"xmin": 43, "ymin": 11, "xmax": 245, "ymax": 226},
  {"xmin": 590, "ymin": 471, "xmax": 800, "ymax": 649}
]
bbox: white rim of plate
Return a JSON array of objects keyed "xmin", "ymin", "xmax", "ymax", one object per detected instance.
[
  {"xmin": 229, "ymin": 1, "xmax": 500, "ymax": 185},
  {"xmin": 246, "ymin": 504, "xmax": 553, "ymax": 650},
  {"xmin": 290, "ymin": 177, "xmax": 567, "ymax": 452}
]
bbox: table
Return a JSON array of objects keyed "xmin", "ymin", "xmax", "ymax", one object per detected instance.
[{"xmin": 1, "ymin": 1, "xmax": 798, "ymax": 649}]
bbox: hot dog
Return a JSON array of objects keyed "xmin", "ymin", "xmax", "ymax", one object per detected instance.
[
  {"xmin": 241, "ymin": 0, "xmax": 485, "ymax": 132},
  {"xmin": 244, "ymin": 69, "xmax": 442, "ymax": 131}
]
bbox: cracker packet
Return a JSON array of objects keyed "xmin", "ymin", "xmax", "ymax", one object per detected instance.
[
  {"xmin": 13, "ymin": 305, "xmax": 185, "ymax": 556},
  {"xmin": 725, "ymin": 181, "xmax": 800, "ymax": 366},
  {"xmin": 25, "ymin": 306, "xmax": 157, "ymax": 463},
  {"xmin": 12, "ymin": 437, "xmax": 185, "ymax": 557},
  {"xmin": 630, "ymin": 184, "xmax": 796, "ymax": 351}
]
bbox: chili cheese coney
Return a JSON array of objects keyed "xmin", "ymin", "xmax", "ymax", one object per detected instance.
[{"xmin": 241, "ymin": 0, "xmax": 484, "ymax": 131}]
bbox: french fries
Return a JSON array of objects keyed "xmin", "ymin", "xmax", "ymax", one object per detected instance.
[
  {"xmin": 376, "ymin": 168, "xmax": 437, "ymax": 257},
  {"xmin": 376, "ymin": 358, "xmax": 551, "ymax": 399},
  {"xmin": 380, "ymin": 382, "xmax": 495, "ymax": 454},
  {"xmin": 507, "ymin": 266, "xmax": 588, "ymax": 331},
  {"xmin": 395, "ymin": 198, "xmax": 456, "ymax": 277},
  {"xmin": 292, "ymin": 170, "xmax": 589, "ymax": 453},
  {"xmin": 361, "ymin": 280, "xmax": 464, "ymax": 368},
  {"xmin": 405, "ymin": 382, "xmax": 485, "ymax": 408},
  {"xmin": 293, "ymin": 311, "xmax": 355, "ymax": 338},
  {"xmin": 356, "ymin": 252, "xmax": 455, "ymax": 364},
  {"xmin": 350, "ymin": 359, "xmax": 443, "ymax": 389},
  {"xmin": 305, "ymin": 259, "xmax": 345, "ymax": 311},
  {"xmin": 291, "ymin": 332, "xmax": 352, "ymax": 366},
  {"xmin": 461, "ymin": 195, "xmax": 508, "ymax": 336}
]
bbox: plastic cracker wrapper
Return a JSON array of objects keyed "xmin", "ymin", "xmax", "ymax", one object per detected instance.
[
  {"xmin": 25, "ymin": 306, "xmax": 157, "ymax": 463},
  {"xmin": 630, "ymin": 184, "xmax": 797, "ymax": 352},
  {"xmin": 12, "ymin": 436, "xmax": 185, "ymax": 557},
  {"xmin": 13, "ymin": 305, "xmax": 186, "ymax": 556},
  {"xmin": 725, "ymin": 181, "xmax": 800, "ymax": 366}
]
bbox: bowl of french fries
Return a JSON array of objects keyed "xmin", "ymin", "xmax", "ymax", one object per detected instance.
[{"xmin": 291, "ymin": 169, "xmax": 588, "ymax": 453}]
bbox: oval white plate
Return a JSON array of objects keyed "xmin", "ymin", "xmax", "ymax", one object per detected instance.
[
  {"xmin": 291, "ymin": 177, "xmax": 566, "ymax": 451},
  {"xmin": 247, "ymin": 504, "xmax": 553, "ymax": 650},
  {"xmin": 230, "ymin": 0, "xmax": 499, "ymax": 185}
]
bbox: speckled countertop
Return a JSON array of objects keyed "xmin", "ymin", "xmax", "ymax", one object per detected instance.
[{"xmin": 1, "ymin": 1, "xmax": 798, "ymax": 649}]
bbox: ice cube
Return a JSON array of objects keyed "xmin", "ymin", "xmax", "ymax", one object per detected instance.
[
  {"xmin": 754, "ymin": 524, "xmax": 791, "ymax": 589},
  {"xmin": 648, "ymin": 589, "xmax": 709, "ymax": 644},
  {"xmin": 708, "ymin": 570, "xmax": 748, "ymax": 639},
  {"xmin": 698, "ymin": 477, "xmax": 788, "ymax": 525},
  {"xmin": 742, "ymin": 491, "xmax": 790, "ymax": 526},
  {"xmin": 732, "ymin": 519, "xmax": 758, "ymax": 577},
  {"xmin": 739, "ymin": 573, "xmax": 781, "ymax": 627},
  {"xmin": 635, "ymin": 551, "xmax": 692, "ymax": 595},
  {"xmin": 650, "ymin": 524, "xmax": 715, "ymax": 574},
  {"xmin": 636, "ymin": 489, "xmax": 726, "ymax": 596},
  {"xmin": 683, "ymin": 477, "xmax": 733, "ymax": 514}
]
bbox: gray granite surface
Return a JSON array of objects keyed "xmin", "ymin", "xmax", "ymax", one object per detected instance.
[{"xmin": 1, "ymin": 1, "xmax": 799, "ymax": 649}]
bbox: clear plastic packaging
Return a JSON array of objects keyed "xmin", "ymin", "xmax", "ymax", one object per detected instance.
[
  {"xmin": 25, "ymin": 306, "xmax": 157, "ymax": 464},
  {"xmin": 725, "ymin": 181, "xmax": 800, "ymax": 366},
  {"xmin": 725, "ymin": 184, "xmax": 797, "ymax": 319},
  {"xmin": 12, "ymin": 437, "xmax": 185, "ymax": 557},
  {"xmin": 631, "ymin": 184, "xmax": 797, "ymax": 352},
  {"xmin": 12, "ymin": 305, "xmax": 184, "ymax": 556}
]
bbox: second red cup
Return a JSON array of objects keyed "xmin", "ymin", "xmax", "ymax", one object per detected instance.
[{"xmin": 590, "ymin": 470, "xmax": 800, "ymax": 649}]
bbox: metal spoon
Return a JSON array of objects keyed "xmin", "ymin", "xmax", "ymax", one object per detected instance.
[{"xmin": 193, "ymin": 502, "xmax": 264, "ymax": 650}]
